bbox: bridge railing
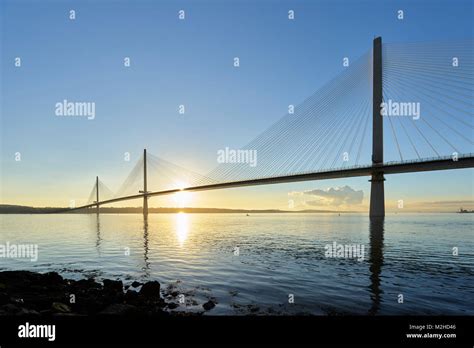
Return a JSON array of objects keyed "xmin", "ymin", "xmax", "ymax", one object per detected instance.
[{"xmin": 382, "ymin": 153, "xmax": 473, "ymax": 167}]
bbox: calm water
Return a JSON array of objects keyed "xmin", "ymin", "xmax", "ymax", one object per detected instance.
[{"xmin": 1, "ymin": 213, "xmax": 473, "ymax": 315}]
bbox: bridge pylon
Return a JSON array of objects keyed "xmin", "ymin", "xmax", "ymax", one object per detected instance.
[
  {"xmin": 370, "ymin": 36, "xmax": 385, "ymax": 218},
  {"xmin": 139, "ymin": 148, "xmax": 149, "ymax": 216},
  {"xmin": 95, "ymin": 176, "xmax": 99, "ymax": 214}
]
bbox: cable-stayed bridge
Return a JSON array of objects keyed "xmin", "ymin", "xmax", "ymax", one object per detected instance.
[{"xmin": 67, "ymin": 37, "xmax": 474, "ymax": 218}]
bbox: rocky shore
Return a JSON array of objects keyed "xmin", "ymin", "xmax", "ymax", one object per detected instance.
[{"xmin": 0, "ymin": 271, "xmax": 215, "ymax": 317}]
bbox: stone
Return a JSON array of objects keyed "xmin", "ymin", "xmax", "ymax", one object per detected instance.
[
  {"xmin": 16, "ymin": 308, "xmax": 40, "ymax": 316},
  {"xmin": 167, "ymin": 302, "xmax": 179, "ymax": 310},
  {"xmin": 99, "ymin": 303, "xmax": 140, "ymax": 316},
  {"xmin": 202, "ymin": 300, "xmax": 216, "ymax": 311},
  {"xmin": 52, "ymin": 302, "xmax": 71, "ymax": 313},
  {"xmin": 0, "ymin": 292, "xmax": 10, "ymax": 305},
  {"xmin": 43, "ymin": 272, "xmax": 63, "ymax": 285},
  {"xmin": 140, "ymin": 281, "xmax": 161, "ymax": 298},
  {"xmin": 131, "ymin": 281, "xmax": 142, "ymax": 288},
  {"xmin": 0, "ymin": 303, "xmax": 20, "ymax": 314},
  {"xmin": 103, "ymin": 279, "xmax": 123, "ymax": 293}
]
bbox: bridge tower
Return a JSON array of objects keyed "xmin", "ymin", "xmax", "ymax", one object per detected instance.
[
  {"xmin": 95, "ymin": 176, "xmax": 99, "ymax": 214},
  {"xmin": 370, "ymin": 36, "xmax": 385, "ymax": 218},
  {"xmin": 139, "ymin": 149, "xmax": 149, "ymax": 216}
]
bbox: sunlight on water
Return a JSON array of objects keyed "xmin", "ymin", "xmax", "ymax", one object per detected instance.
[{"xmin": 175, "ymin": 212, "xmax": 189, "ymax": 247}]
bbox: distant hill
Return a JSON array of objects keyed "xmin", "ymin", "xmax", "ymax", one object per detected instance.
[
  {"xmin": 0, "ymin": 204, "xmax": 346, "ymax": 214},
  {"xmin": 0, "ymin": 205, "xmax": 65, "ymax": 214}
]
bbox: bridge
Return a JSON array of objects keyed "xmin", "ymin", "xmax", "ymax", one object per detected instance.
[{"xmin": 66, "ymin": 37, "xmax": 474, "ymax": 218}]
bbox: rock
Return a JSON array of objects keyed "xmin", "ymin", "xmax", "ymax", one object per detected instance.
[
  {"xmin": 0, "ymin": 292, "xmax": 10, "ymax": 305},
  {"xmin": 0, "ymin": 304, "xmax": 20, "ymax": 314},
  {"xmin": 74, "ymin": 292, "xmax": 108, "ymax": 314},
  {"xmin": 0, "ymin": 271, "xmax": 191, "ymax": 317},
  {"xmin": 202, "ymin": 300, "xmax": 216, "ymax": 311},
  {"xmin": 170, "ymin": 291, "xmax": 179, "ymax": 297},
  {"xmin": 124, "ymin": 290, "xmax": 139, "ymax": 304},
  {"xmin": 131, "ymin": 281, "xmax": 142, "ymax": 288},
  {"xmin": 103, "ymin": 280, "xmax": 125, "ymax": 305},
  {"xmin": 140, "ymin": 281, "xmax": 161, "ymax": 299},
  {"xmin": 0, "ymin": 271, "xmax": 41, "ymax": 292},
  {"xmin": 52, "ymin": 312, "xmax": 84, "ymax": 317},
  {"xmin": 16, "ymin": 308, "xmax": 40, "ymax": 316},
  {"xmin": 103, "ymin": 279, "xmax": 123, "ymax": 293},
  {"xmin": 250, "ymin": 306, "xmax": 260, "ymax": 313},
  {"xmin": 43, "ymin": 272, "xmax": 64, "ymax": 285},
  {"xmin": 167, "ymin": 302, "xmax": 179, "ymax": 309},
  {"xmin": 99, "ymin": 304, "xmax": 140, "ymax": 316},
  {"xmin": 73, "ymin": 278, "xmax": 101, "ymax": 290},
  {"xmin": 52, "ymin": 302, "xmax": 71, "ymax": 313}
]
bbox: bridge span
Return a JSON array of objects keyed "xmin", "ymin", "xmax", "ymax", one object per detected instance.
[{"xmin": 65, "ymin": 154, "xmax": 474, "ymax": 213}]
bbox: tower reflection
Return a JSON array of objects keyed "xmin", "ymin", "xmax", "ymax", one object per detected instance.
[
  {"xmin": 94, "ymin": 213, "xmax": 101, "ymax": 256},
  {"xmin": 368, "ymin": 217, "xmax": 384, "ymax": 315},
  {"xmin": 142, "ymin": 215, "xmax": 150, "ymax": 278}
]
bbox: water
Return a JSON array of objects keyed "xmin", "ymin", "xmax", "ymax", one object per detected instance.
[{"xmin": 1, "ymin": 213, "xmax": 473, "ymax": 315}]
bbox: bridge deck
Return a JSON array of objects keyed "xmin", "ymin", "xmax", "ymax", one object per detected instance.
[{"xmin": 65, "ymin": 155, "xmax": 474, "ymax": 212}]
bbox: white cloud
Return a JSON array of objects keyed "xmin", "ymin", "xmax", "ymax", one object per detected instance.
[{"xmin": 291, "ymin": 185, "xmax": 364, "ymax": 207}]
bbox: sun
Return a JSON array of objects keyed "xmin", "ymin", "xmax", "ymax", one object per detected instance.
[
  {"xmin": 173, "ymin": 191, "xmax": 192, "ymax": 207},
  {"xmin": 172, "ymin": 182, "xmax": 193, "ymax": 207}
]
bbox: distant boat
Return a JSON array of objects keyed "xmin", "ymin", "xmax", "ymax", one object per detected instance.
[{"xmin": 458, "ymin": 207, "xmax": 474, "ymax": 213}]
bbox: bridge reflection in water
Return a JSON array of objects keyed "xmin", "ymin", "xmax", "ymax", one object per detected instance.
[
  {"xmin": 98, "ymin": 213, "xmax": 388, "ymax": 314},
  {"xmin": 368, "ymin": 218, "xmax": 384, "ymax": 315}
]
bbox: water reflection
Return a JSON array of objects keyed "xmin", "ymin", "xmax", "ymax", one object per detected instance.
[
  {"xmin": 142, "ymin": 216, "xmax": 150, "ymax": 278},
  {"xmin": 175, "ymin": 212, "xmax": 189, "ymax": 247},
  {"xmin": 368, "ymin": 217, "xmax": 385, "ymax": 315},
  {"xmin": 3, "ymin": 213, "xmax": 471, "ymax": 315},
  {"xmin": 94, "ymin": 214, "xmax": 101, "ymax": 256}
]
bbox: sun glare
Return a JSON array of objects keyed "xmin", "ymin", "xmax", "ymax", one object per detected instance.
[{"xmin": 173, "ymin": 182, "xmax": 192, "ymax": 207}]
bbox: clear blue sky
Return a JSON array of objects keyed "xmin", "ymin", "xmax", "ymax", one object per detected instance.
[{"xmin": 1, "ymin": 0, "xmax": 473, "ymax": 210}]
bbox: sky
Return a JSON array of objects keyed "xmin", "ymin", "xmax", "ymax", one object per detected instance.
[{"xmin": 1, "ymin": 0, "xmax": 473, "ymax": 212}]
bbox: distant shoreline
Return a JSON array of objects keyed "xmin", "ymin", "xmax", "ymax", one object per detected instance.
[
  {"xmin": 0, "ymin": 204, "xmax": 469, "ymax": 214},
  {"xmin": 0, "ymin": 204, "xmax": 352, "ymax": 214}
]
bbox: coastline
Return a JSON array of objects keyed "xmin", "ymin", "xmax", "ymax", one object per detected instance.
[
  {"xmin": 0, "ymin": 204, "xmax": 350, "ymax": 214},
  {"xmin": 0, "ymin": 271, "xmax": 215, "ymax": 317}
]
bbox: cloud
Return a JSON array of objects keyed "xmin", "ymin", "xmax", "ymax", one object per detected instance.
[{"xmin": 291, "ymin": 185, "xmax": 364, "ymax": 207}]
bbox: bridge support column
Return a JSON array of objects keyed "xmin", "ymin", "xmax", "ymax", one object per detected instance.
[
  {"xmin": 143, "ymin": 196, "xmax": 148, "ymax": 217},
  {"xmin": 369, "ymin": 172, "xmax": 385, "ymax": 218},
  {"xmin": 142, "ymin": 149, "xmax": 148, "ymax": 216},
  {"xmin": 370, "ymin": 36, "xmax": 385, "ymax": 218},
  {"xmin": 96, "ymin": 176, "xmax": 99, "ymax": 215}
]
